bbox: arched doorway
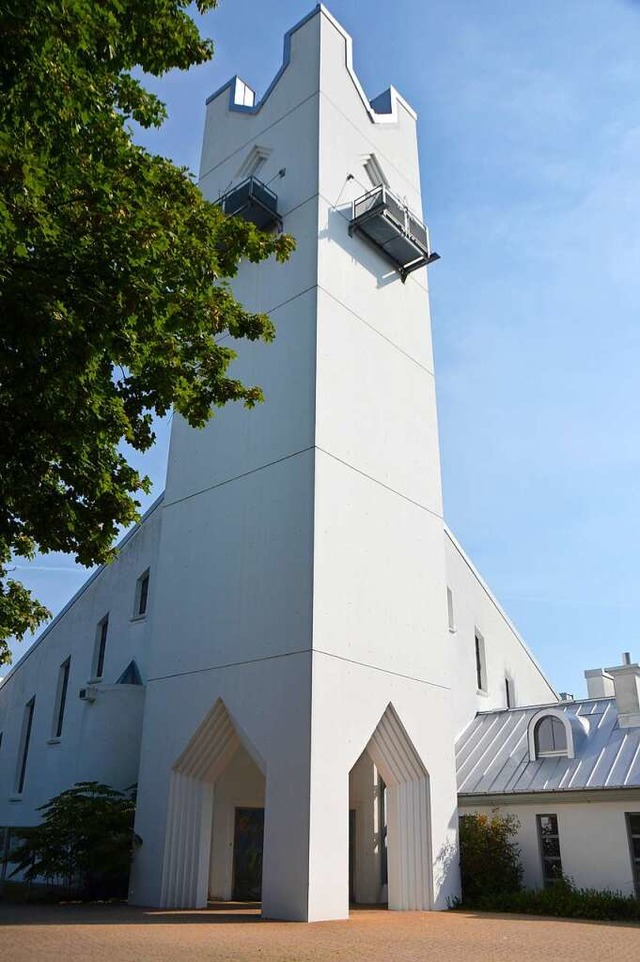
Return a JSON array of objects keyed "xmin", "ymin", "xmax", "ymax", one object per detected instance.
[
  {"xmin": 160, "ymin": 698, "xmax": 265, "ymax": 908},
  {"xmin": 348, "ymin": 703, "xmax": 432, "ymax": 911}
]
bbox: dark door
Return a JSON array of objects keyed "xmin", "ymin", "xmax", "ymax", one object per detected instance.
[{"xmin": 232, "ymin": 807, "xmax": 264, "ymax": 901}]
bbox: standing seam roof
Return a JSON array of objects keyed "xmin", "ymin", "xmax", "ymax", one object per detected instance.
[{"xmin": 456, "ymin": 698, "xmax": 640, "ymax": 795}]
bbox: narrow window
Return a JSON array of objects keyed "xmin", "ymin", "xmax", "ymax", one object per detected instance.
[
  {"xmin": 475, "ymin": 631, "xmax": 487, "ymax": 692},
  {"xmin": 15, "ymin": 697, "xmax": 35, "ymax": 794},
  {"xmin": 537, "ymin": 814, "xmax": 563, "ymax": 886},
  {"xmin": 378, "ymin": 776, "xmax": 388, "ymax": 887},
  {"xmin": 447, "ymin": 587, "xmax": 456, "ymax": 633},
  {"xmin": 94, "ymin": 616, "xmax": 109, "ymax": 679},
  {"xmin": 534, "ymin": 716, "xmax": 567, "ymax": 757},
  {"xmin": 505, "ymin": 675, "xmax": 515, "ymax": 708},
  {"xmin": 135, "ymin": 570, "xmax": 150, "ymax": 617},
  {"xmin": 53, "ymin": 658, "xmax": 71, "ymax": 738},
  {"xmin": 627, "ymin": 813, "xmax": 640, "ymax": 896}
]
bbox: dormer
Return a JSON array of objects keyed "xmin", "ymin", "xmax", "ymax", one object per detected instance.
[{"xmin": 527, "ymin": 708, "xmax": 587, "ymax": 761}]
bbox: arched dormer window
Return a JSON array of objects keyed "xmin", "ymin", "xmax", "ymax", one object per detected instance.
[
  {"xmin": 534, "ymin": 716, "xmax": 566, "ymax": 756},
  {"xmin": 527, "ymin": 708, "xmax": 585, "ymax": 761}
]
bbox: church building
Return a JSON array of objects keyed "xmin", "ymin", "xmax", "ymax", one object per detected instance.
[{"xmin": 2, "ymin": 7, "xmax": 637, "ymax": 919}]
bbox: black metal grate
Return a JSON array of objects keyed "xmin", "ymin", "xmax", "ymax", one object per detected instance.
[
  {"xmin": 349, "ymin": 185, "xmax": 439, "ymax": 280},
  {"xmin": 218, "ymin": 176, "xmax": 281, "ymax": 231}
]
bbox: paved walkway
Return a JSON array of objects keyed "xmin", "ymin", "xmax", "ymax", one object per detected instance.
[{"xmin": 0, "ymin": 902, "xmax": 638, "ymax": 962}]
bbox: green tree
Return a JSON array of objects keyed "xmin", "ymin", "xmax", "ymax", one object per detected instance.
[
  {"xmin": 10, "ymin": 781, "xmax": 139, "ymax": 898},
  {"xmin": 458, "ymin": 810, "xmax": 523, "ymax": 903},
  {"xmin": 0, "ymin": 1, "xmax": 294, "ymax": 662}
]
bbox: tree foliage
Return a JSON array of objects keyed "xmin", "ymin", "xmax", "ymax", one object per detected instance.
[
  {"xmin": 458, "ymin": 810, "xmax": 523, "ymax": 903},
  {"xmin": 10, "ymin": 781, "xmax": 139, "ymax": 899},
  {"xmin": 0, "ymin": 1, "xmax": 294, "ymax": 660}
]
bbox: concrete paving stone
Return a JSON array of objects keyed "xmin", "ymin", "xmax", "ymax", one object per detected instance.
[{"xmin": 0, "ymin": 903, "xmax": 638, "ymax": 962}]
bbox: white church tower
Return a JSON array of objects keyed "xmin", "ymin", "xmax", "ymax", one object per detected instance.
[{"xmin": 130, "ymin": 6, "xmax": 459, "ymax": 920}]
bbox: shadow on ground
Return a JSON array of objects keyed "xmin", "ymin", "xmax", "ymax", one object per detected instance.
[{"xmin": 0, "ymin": 900, "xmax": 267, "ymax": 926}]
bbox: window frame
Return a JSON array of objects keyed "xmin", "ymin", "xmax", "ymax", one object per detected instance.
[
  {"xmin": 527, "ymin": 708, "xmax": 579, "ymax": 761},
  {"xmin": 474, "ymin": 630, "xmax": 487, "ymax": 693},
  {"xmin": 534, "ymin": 716, "xmax": 568, "ymax": 757},
  {"xmin": 14, "ymin": 696, "xmax": 36, "ymax": 795},
  {"xmin": 92, "ymin": 615, "xmax": 109, "ymax": 680},
  {"xmin": 536, "ymin": 813, "xmax": 563, "ymax": 887},
  {"xmin": 133, "ymin": 569, "xmax": 150, "ymax": 619},
  {"xmin": 446, "ymin": 587, "xmax": 456, "ymax": 633},
  {"xmin": 51, "ymin": 657, "xmax": 71, "ymax": 740},
  {"xmin": 626, "ymin": 812, "xmax": 640, "ymax": 897}
]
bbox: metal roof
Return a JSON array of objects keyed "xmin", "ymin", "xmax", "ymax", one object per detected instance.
[{"xmin": 456, "ymin": 698, "xmax": 640, "ymax": 796}]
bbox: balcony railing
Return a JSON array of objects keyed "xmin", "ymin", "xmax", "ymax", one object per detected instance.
[
  {"xmin": 217, "ymin": 176, "xmax": 281, "ymax": 231},
  {"xmin": 349, "ymin": 185, "xmax": 439, "ymax": 280}
]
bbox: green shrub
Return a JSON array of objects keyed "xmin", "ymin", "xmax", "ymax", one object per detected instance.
[
  {"xmin": 458, "ymin": 811, "xmax": 523, "ymax": 902},
  {"xmin": 460, "ymin": 876, "xmax": 640, "ymax": 923},
  {"xmin": 7, "ymin": 781, "xmax": 140, "ymax": 901}
]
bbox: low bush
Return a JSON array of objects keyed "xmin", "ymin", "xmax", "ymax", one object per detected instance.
[
  {"xmin": 457, "ymin": 876, "xmax": 640, "ymax": 922},
  {"xmin": 456, "ymin": 812, "xmax": 640, "ymax": 922}
]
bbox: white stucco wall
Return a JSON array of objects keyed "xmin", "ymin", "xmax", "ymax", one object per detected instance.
[
  {"xmin": 461, "ymin": 795, "xmax": 640, "ymax": 896},
  {"xmin": 445, "ymin": 529, "xmax": 557, "ymax": 736},
  {"xmin": 130, "ymin": 10, "xmax": 323, "ymax": 920},
  {"xmin": 0, "ymin": 500, "xmax": 161, "ymax": 830}
]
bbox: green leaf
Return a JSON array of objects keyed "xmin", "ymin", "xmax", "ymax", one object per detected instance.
[{"xmin": 0, "ymin": 0, "xmax": 295, "ymax": 657}]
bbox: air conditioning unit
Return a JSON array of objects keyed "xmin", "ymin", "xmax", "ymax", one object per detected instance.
[{"xmin": 79, "ymin": 686, "xmax": 98, "ymax": 703}]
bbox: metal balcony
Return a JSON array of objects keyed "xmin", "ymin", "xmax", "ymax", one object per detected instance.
[
  {"xmin": 348, "ymin": 185, "xmax": 440, "ymax": 280},
  {"xmin": 217, "ymin": 176, "xmax": 282, "ymax": 231}
]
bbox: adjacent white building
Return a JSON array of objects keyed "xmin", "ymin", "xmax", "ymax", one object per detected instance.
[
  {"xmin": 1, "ymin": 6, "xmax": 636, "ymax": 919},
  {"xmin": 458, "ymin": 656, "xmax": 640, "ymax": 897}
]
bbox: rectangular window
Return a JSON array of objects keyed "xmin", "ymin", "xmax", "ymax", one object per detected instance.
[
  {"xmin": 475, "ymin": 631, "xmax": 487, "ymax": 692},
  {"xmin": 135, "ymin": 570, "xmax": 150, "ymax": 617},
  {"xmin": 627, "ymin": 813, "xmax": 640, "ymax": 896},
  {"xmin": 94, "ymin": 616, "xmax": 108, "ymax": 679},
  {"xmin": 446, "ymin": 587, "xmax": 456, "ymax": 633},
  {"xmin": 15, "ymin": 697, "xmax": 35, "ymax": 795},
  {"xmin": 52, "ymin": 658, "xmax": 71, "ymax": 739},
  {"xmin": 537, "ymin": 814, "xmax": 563, "ymax": 886}
]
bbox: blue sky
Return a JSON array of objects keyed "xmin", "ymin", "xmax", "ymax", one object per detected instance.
[{"xmin": 9, "ymin": 1, "xmax": 640, "ymax": 697}]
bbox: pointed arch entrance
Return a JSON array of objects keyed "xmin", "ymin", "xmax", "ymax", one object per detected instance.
[
  {"xmin": 358, "ymin": 703, "xmax": 432, "ymax": 911},
  {"xmin": 160, "ymin": 698, "xmax": 265, "ymax": 908}
]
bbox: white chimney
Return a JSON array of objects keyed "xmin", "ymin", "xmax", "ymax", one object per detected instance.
[
  {"xmin": 584, "ymin": 668, "xmax": 615, "ymax": 699},
  {"xmin": 606, "ymin": 654, "xmax": 640, "ymax": 729}
]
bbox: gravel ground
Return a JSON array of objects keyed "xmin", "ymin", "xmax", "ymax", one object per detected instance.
[{"xmin": 1, "ymin": 902, "xmax": 638, "ymax": 962}]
